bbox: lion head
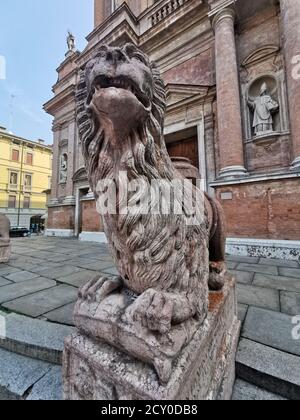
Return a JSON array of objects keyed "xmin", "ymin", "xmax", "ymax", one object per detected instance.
[{"xmin": 76, "ymin": 43, "xmax": 175, "ymax": 192}]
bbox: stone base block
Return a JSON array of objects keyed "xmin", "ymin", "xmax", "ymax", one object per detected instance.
[
  {"xmin": 0, "ymin": 241, "xmax": 11, "ymax": 263},
  {"xmin": 63, "ymin": 277, "xmax": 240, "ymax": 400}
]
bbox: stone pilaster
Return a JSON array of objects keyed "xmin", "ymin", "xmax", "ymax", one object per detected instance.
[
  {"xmin": 212, "ymin": 8, "xmax": 248, "ymax": 179},
  {"xmin": 66, "ymin": 120, "xmax": 76, "ymax": 200},
  {"xmin": 49, "ymin": 126, "xmax": 60, "ymax": 203},
  {"xmin": 280, "ymin": 0, "xmax": 300, "ymax": 171}
]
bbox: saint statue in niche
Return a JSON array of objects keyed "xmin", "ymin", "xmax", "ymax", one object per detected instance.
[
  {"xmin": 248, "ymin": 82, "xmax": 279, "ymax": 136},
  {"xmin": 60, "ymin": 153, "xmax": 68, "ymax": 183}
]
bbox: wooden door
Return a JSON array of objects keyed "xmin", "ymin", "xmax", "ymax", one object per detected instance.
[{"xmin": 166, "ymin": 136, "xmax": 199, "ymax": 169}]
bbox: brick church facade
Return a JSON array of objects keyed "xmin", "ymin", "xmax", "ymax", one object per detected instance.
[{"xmin": 44, "ymin": 0, "xmax": 300, "ymax": 258}]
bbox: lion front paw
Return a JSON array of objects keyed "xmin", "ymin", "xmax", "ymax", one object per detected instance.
[
  {"xmin": 125, "ymin": 289, "xmax": 173, "ymax": 334},
  {"xmin": 78, "ymin": 276, "xmax": 122, "ymax": 303}
]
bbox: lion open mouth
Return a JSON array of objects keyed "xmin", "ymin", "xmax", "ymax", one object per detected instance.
[{"xmin": 90, "ymin": 75, "xmax": 150, "ymax": 109}]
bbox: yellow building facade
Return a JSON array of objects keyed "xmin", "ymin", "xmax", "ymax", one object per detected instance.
[{"xmin": 0, "ymin": 126, "xmax": 52, "ymax": 228}]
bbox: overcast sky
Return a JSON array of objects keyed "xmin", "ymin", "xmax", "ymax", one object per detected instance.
[{"xmin": 0, "ymin": 0, "xmax": 94, "ymax": 144}]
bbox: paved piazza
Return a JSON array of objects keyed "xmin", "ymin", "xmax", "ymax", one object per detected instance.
[
  {"xmin": 0, "ymin": 237, "xmax": 299, "ymax": 326},
  {"xmin": 0, "ymin": 237, "xmax": 299, "ymax": 400}
]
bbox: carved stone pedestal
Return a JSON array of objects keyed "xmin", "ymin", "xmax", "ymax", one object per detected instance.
[
  {"xmin": 63, "ymin": 275, "xmax": 240, "ymax": 400},
  {"xmin": 0, "ymin": 239, "xmax": 11, "ymax": 263}
]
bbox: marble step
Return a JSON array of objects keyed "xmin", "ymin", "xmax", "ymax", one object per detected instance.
[
  {"xmin": 232, "ymin": 379, "xmax": 287, "ymax": 400},
  {"xmin": 0, "ymin": 312, "xmax": 74, "ymax": 365},
  {"xmin": 0, "ymin": 347, "xmax": 62, "ymax": 400},
  {"xmin": 236, "ymin": 338, "xmax": 300, "ymax": 400}
]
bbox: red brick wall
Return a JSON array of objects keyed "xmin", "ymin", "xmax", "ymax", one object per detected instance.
[
  {"xmin": 81, "ymin": 200, "xmax": 103, "ymax": 232},
  {"xmin": 245, "ymin": 135, "xmax": 291, "ymax": 173},
  {"xmin": 162, "ymin": 49, "xmax": 214, "ymax": 86},
  {"xmin": 237, "ymin": 7, "xmax": 280, "ymax": 65},
  {"xmin": 216, "ymin": 179, "xmax": 300, "ymax": 240},
  {"xmin": 48, "ymin": 206, "xmax": 75, "ymax": 230}
]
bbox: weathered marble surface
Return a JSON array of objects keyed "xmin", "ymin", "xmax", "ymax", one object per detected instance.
[
  {"xmin": 64, "ymin": 275, "xmax": 240, "ymax": 400},
  {"xmin": 0, "ymin": 214, "xmax": 11, "ymax": 263},
  {"xmin": 63, "ymin": 43, "xmax": 238, "ymax": 401}
]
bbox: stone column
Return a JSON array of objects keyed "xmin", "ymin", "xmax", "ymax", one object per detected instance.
[
  {"xmin": 213, "ymin": 8, "xmax": 247, "ymax": 179},
  {"xmin": 49, "ymin": 126, "xmax": 60, "ymax": 204},
  {"xmin": 64, "ymin": 120, "xmax": 76, "ymax": 206},
  {"xmin": 94, "ymin": 0, "xmax": 105, "ymax": 28},
  {"xmin": 280, "ymin": 0, "xmax": 300, "ymax": 171}
]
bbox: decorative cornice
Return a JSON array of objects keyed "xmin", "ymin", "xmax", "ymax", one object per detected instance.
[
  {"xmin": 242, "ymin": 45, "xmax": 280, "ymax": 68},
  {"xmin": 210, "ymin": 170, "xmax": 300, "ymax": 187},
  {"xmin": 73, "ymin": 167, "xmax": 87, "ymax": 183},
  {"xmin": 56, "ymin": 51, "xmax": 81, "ymax": 73},
  {"xmin": 44, "ymin": 84, "xmax": 76, "ymax": 116}
]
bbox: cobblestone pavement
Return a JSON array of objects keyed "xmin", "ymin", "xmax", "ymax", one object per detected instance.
[{"xmin": 0, "ymin": 236, "xmax": 299, "ymax": 400}]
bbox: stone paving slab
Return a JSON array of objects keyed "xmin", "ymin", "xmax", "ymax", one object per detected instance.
[
  {"xmin": 232, "ymin": 379, "xmax": 286, "ymax": 401},
  {"xmin": 238, "ymin": 304, "xmax": 248, "ymax": 324},
  {"xmin": 259, "ymin": 258, "xmax": 299, "ymax": 268},
  {"xmin": 27, "ymin": 263, "xmax": 65, "ymax": 275},
  {"xmin": 230, "ymin": 270, "xmax": 254, "ymax": 285},
  {"xmin": 71, "ymin": 259, "xmax": 115, "ymax": 272},
  {"xmin": 253, "ymin": 273, "xmax": 300, "ymax": 293},
  {"xmin": 227, "ymin": 261, "xmax": 238, "ymax": 270},
  {"xmin": 0, "ymin": 266, "xmax": 20, "ymax": 276},
  {"xmin": 0, "ymin": 278, "xmax": 56, "ymax": 304},
  {"xmin": 37, "ymin": 265, "xmax": 84, "ymax": 280},
  {"xmin": 242, "ymin": 307, "xmax": 300, "ymax": 357},
  {"xmin": 43, "ymin": 302, "xmax": 75, "ymax": 327},
  {"xmin": 280, "ymin": 291, "xmax": 300, "ymax": 317},
  {"xmin": 43, "ymin": 254, "xmax": 73, "ymax": 263},
  {"xmin": 0, "ymin": 347, "xmax": 53, "ymax": 400},
  {"xmin": 236, "ymin": 284, "xmax": 280, "ymax": 311},
  {"xmin": 6, "ymin": 261, "xmax": 37, "ymax": 271},
  {"xmin": 278, "ymin": 267, "xmax": 300, "ymax": 279},
  {"xmin": 227, "ymin": 255, "xmax": 260, "ymax": 264},
  {"xmin": 236, "ymin": 338, "xmax": 300, "ymax": 400},
  {"xmin": 0, "ymin": 277, "xmax": 12, "ymax": 287},
  {"xmin": 0, "ymin": 313, "xmax": 74, "ymax": 364},
  {"xmin": 3, "ymin": 285, "xmax": 78, "ymax": 318},
  {"xmin": 100, "ymin": 266, "xmax": 119, "ymax": 276},
  {"xmin": 59, "ymin": 270, "xmax": 98, "ymax": 288},
  {"xmin": 26, "ymin": 365, "xmax": 62, "ymax": 401},
  {"xmin": 4, "ymin": 270, "xmax": 40, "ymax": 283},
  {"xmin": 236, "ymin": 263, "xmax": 278, "ymax": 276}
]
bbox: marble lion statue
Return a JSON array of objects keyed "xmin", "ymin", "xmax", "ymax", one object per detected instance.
[{"xmin": 76, "ymin": 44, "xmax": 227, "ymax": 336}]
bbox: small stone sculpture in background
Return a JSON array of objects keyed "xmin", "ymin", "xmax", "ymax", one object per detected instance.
[
  {"xmin": 0, "ymin": 213, "xmax": 11, "ymax": 263},
  {"xmin": 67, "ymin": 31, "xmax": 76, "ymax": 53}
]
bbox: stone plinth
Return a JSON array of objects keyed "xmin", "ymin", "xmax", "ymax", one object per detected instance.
[
  {"xmin": 63, "ymin": 275, "xmax": 240, "ymax": 400},
  {"xmin": 0, "ymin": 239, "xmax": 11, "ymax": 264}
]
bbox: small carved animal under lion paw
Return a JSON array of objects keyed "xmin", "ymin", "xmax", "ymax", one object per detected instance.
[
  {"xmin": 78, "ymin": 276, "xmax": 123, "ymax": 303},
  {"xmin": 209, "ymin": 261, "xmax": 227, "ymax": 291},
  {"xmin": 124, "ymin": 289, "xmax": 174, "ymax": 334}
]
